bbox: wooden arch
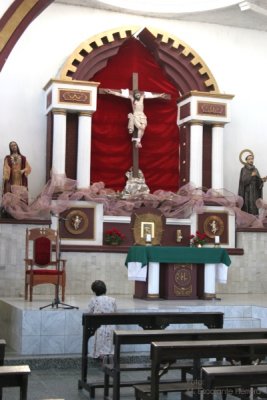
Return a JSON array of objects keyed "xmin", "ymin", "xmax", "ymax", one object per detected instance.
[{"xmin": 60, "ymin": 26, "xmax": 219, "ymax": 94}]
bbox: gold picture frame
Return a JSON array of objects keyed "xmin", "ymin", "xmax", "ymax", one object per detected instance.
[
  {"xmin": 132, "ymin": 211, "xmax": 164, "ymax": 246},
  {"xmin": 141, "ymin": 222, "xmax": 155, "ymax": 238}
]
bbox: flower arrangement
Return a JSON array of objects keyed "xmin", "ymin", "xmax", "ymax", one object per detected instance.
[
  {"xmin": 189, "ymin": 231, "xmax": 207, "ymax": 247},
  {"xmin": 104, "ymin": 228, "xmax": 125, "ymax": 245}
]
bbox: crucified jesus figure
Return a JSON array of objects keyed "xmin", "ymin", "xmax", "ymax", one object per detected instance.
[{"xmin": 103, "ymin": 88, "xmax": 168, "ymax": 148}]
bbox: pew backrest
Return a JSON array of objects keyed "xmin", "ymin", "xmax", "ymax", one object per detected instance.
[
  {"xmin": 151, "ymin": 338, "xmax": 267, "ymax": 364},
  {"xmin": 79, "ymin": 311, "xmax": 224, "ymax": 394},
  {"xmin": 149, "ymin": 339, "xmax": 267, "ymax": 400},
  {"xmin": 112, "ymin": 328, "xmax": 267, "ymax": 364},
  {"xmin": 0, "ymin": 340, "xmax": 6, "ymax": 366}
]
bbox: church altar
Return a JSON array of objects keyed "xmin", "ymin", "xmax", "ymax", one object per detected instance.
[{"xmin": 126, "ymin": 246, "xmax": 231, "ymax": 300}]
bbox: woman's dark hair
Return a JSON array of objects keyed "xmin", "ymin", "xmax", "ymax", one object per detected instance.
[{"xmin": 91, "ymin": 280, "xmax": 107, "ymax": 296}]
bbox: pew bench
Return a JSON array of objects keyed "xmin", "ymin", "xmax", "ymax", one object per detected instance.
[
  {"xmin": 78, "ymin": 311, "xmax": 223, "ymax": 398},
  {"xmin": 0, "ymin": 340, "xmax": 5, "ymax": 366},
  {"xmin": 134, "ymin": 339, "xmax": 267, "ymax": 400},
  {"xmin": 134, "ymin": 381, "xmax": 202, "ymax": 400},
  {"xmin": 104, "ymin": 328, "xmax": 267, "ymax": 400},
  {"xmin": 0, "ymin": 365, "xmax": 31, "ymax": 400},
  {"xmin": 0, "ymin": 339, "xmax": 6, "ymax": 400},
  {"xmin": 202, "ymin": 364, "xmax": 267, "ymax": 400}
]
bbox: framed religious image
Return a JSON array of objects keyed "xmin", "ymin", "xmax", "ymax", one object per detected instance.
[
  {"xmin": 203, "ymin": 215, "xmax": 224, "ymax": 238},
  {"xmin": 51, "ymin": 200, "xmax": 104, "ymax": 247},
  {"xmin": 141, "ymin": 222, "xmax": 155, "ymax": 239},
  {"xmin": 64, "ymin": 209, "xmax": 89, "ymax": 235},
  {"xmin": 197, "ymin": 210, "xmax": 229, "ymax": 245},
  {"xmin": 131, "ymin": 207, "xmax": 166, "ymax": 246},
  {"xmin": 60, "ymin": 207, "xmax": 93, "ymax": 240}
]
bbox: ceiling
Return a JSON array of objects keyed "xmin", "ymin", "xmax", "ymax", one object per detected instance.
[{"xmin": 55, "ymin": 0, "xmax": 267, "ymax": 31}]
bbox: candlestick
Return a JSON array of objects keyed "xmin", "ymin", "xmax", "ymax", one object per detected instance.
[{"xmin": 176, "ymin": 229, "xmax": 183, "ymax": 242}]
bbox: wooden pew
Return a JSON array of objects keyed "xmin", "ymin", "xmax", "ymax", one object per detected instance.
[
  {"xmin": 202, "ymin": 364, "xmax": 267, "ymax": 400},
  {"xmin": 0, "ymin": 339, "xmax": 6, "ymax": 400},
  {"xmin": 0, "ymin": 365, "xmax": 31, "ymax": 400},
  {"xmin": 134, "ymin": 339, "xmax": 267, "ymax": 400},
  {"xmin": 0, "ymin": 340, "xmax": 5, "ymax": 366},
  {"xmin": 78, "ymin": 311, "xmax": 223, "ymax": 397},
  {"xmin": 105, "ymin": 328, "xmax": 267, "ymax": 400},
  {"xmin": 0, "ymin": 340, "xmax": 32, "ymax": 400}
]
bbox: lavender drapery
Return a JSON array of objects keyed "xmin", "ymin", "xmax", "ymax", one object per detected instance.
[{"xmin": 1, "ymin": 174, "xmax": 266, "ymax": 228}]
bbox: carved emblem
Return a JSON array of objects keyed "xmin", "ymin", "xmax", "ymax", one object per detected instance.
[
  {"xmin": 173, "ymin": 265, "xmax": 193, "ymax": 296},
  {"xmin": 64, "ymin": 209, "xmax": 89, "ymax": 235},
  {"xmin": 174, "ymin": 266, "xmax": 192, "ymax": 287},
  {"xmin": 59, "ymin": 89, "xmax": 91, "ymax": 105},
  {"xmin": 203, "ymin": 215, "xmax": 224, "ymax": 238}
]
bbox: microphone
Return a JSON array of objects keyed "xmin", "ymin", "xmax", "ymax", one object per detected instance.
[{"xmin": 50, "ymin": 212, "xmax": 68, "ymax": 221}]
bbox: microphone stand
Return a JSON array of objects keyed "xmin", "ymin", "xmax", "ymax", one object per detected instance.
[{"xmin": 40, "ymin": 215, "xmax": 79, "ymax": 310}]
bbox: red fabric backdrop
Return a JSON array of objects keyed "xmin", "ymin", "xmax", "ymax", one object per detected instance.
[{"xmin": 91, "ymin": 38, "xmax": 180, "ymax": 193}]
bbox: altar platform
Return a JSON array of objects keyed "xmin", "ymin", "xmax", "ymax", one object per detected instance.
[{"xmin": 1, "ymin": 293, "xmax": 267, "ymax": 357}]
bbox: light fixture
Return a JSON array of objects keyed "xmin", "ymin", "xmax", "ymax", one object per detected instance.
[{"xmin": 239, "ymin": 1, "xmax": 251, "ymax": 11}]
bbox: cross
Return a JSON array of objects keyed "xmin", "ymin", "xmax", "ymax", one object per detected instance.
[{"xmin": 99, "ymin": 72, "xmax": 170, "ymax": 178}]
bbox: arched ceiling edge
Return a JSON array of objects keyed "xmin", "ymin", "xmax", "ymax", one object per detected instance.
[
  {"xmin": 59, "ymin": 26, "xmax": 139, "ymax": 81},
  {"xmin": 60, "ymin": 25, "xmax": 219, "ymax": 93}
]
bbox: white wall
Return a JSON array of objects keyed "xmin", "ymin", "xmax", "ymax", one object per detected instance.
[
  {"xmin": 0, "ymin": 0, "xmax": 13, "ymax": 18},
  {"xmin": 0, "ymin": 3, "xmax": 267, "ymax": 201}
]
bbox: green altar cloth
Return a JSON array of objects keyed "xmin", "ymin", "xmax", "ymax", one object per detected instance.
[{"xmin": 125, "ymin": 246, "xmax": 231, "ymax": 267}]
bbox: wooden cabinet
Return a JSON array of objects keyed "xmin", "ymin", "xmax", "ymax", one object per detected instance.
[{"xmin": 134, "ymin": 263, "xmax": 204, "ymax": 300}]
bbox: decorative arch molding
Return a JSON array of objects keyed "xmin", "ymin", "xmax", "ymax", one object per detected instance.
[{"xmin": 60, "ymin": 26, "xmax": 219, "ymax": 94}]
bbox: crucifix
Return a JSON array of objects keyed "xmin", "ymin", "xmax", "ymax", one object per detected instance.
[{"xmin": 99, "ymin": 72, "xmax": 169, "ymax": 179}]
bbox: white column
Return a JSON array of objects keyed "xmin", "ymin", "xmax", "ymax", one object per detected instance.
[
  {"xmin": 204, "ymin": 263, "xmax": 216, "ymax": 299},
  {"xmin": 52, "ymin": 109, "xmax": 67, "ymax": 175},
  {"xmin": 189, "ymin": 123, "xmax": 203, "ymax": 187},
  {"xmin": 212, "ymin": 124, "xmax": 224, "ymax": 189},
  {"xmin": 77, "ymin": 112, "xmax": 92, "ymax": 189},
  {"xmin": 147, "ymin": 262, "xmax": 160, "ymax": 298}
]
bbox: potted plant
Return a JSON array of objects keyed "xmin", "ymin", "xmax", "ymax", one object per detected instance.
[
  {"xmin": 104, "ymin": 228, "xmax": 125, "ymax": 245},
  {"xmin": 189, "ymin": 231, "xmax": 207, "ymax": 247}
]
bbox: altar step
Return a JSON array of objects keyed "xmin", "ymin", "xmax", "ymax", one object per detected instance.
[
  {"xmin": 224, "ymin": 317, "xmax": 261, "ymax": 329},
  {"xmin": 0, "ymin": 297, "xmax": 266, "ymax": 356}
]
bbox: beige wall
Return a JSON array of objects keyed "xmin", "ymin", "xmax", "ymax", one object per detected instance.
[{"xmin": 0, "ymin": 222, "xmax": 265, "ymax": 298}]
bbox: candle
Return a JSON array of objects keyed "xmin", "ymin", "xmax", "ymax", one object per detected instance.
[
  {"xmin": 146, "ymin": 234, "xmax": 152, "ymax": 242},
  {"xmin": 215, "ymin": 236, "xmax": 220, "ymax": 244},
  {"xmin": 176, "ymin": 229, "xmax": 182, "ymax": 242}
]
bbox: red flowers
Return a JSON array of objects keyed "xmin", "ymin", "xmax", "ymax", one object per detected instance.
[
  {"xmin": 190, "ymin": 231, "xmax": 207, "ymax": 246},
  {"xmin": 104, "ymin": 228, "xmax": 125, "ymax": 245}
]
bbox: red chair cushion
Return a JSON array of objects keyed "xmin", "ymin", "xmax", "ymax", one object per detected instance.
[
  {"xmin": 34, "ymin": 237, "xmax": 51, "ymax": 265},
  {"xmin": 26, "ymin": 270, "xmax": 63, "ymax": 275}
]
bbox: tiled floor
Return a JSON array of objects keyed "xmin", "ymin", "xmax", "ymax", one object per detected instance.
[{"xmin": 1, "ymin": 365, "xmax": 186, "ymax": 400}]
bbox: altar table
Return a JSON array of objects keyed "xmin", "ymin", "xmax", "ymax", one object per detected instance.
[{"xmin": 125, "ymin": 246, "xmax": 231, "ymax": 300}]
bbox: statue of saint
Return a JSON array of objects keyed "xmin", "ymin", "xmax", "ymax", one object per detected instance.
[
  {"xmin": 238, "ymin": 151, "xmax": 266, "ymax": 215},
  {"xmin": 3, "ymin": 141, "xmax": 31, "ymax": 196}
]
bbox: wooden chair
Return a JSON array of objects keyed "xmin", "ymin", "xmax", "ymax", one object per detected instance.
[{"xmin": 24, "ymin": 227, "xmax": 66, "ymax": 302}]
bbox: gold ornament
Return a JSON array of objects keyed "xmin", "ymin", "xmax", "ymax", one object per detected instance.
[{"xmin": 239, "ymin": 149, "xmax": 254, "ymax": 165}]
